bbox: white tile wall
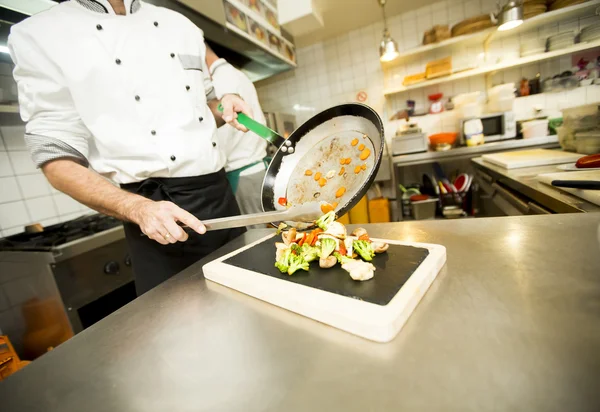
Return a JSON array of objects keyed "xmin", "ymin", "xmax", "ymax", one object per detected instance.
[
  {"xmin": 0, "ymin": 111, "xmax": 93, "ymax": 238},
  {"xmin": 256, "ymin": 0, "xmax": 600, "ymax": 146}
]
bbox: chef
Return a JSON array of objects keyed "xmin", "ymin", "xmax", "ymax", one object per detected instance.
[
  {"xmin": 9, "ymin": 0, "xmax": 254, "ymax": 295},
  {"xmin": 206, "ymin": 45, "xmax": 268, "ymax": 216}
]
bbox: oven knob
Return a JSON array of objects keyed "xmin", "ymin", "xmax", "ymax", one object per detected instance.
[
  {"xmin": 124, "ymin": 254, "xmax": 132, "ymax": 267},
  {"xmin": 104, "ymin": 261, "xmax": 120, "ymax": 275}
]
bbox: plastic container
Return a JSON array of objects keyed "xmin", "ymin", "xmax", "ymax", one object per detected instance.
[
  {"xmin": 521, "ymin": 119, "xmax": 549, "ymax": 139},
  {"xmin": 575, "ymin": 130, "xmax": 600, "ymax": 155},
  {"xmin": 411, "ymin": 198, "xmax": 438, "ymax": 220},
  {"xmin": 368, "ymin": 198, "xmax": 390, "ymax": 223}
]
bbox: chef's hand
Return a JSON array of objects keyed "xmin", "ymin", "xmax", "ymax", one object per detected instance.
[
  {"xmin": 221, "ymin": 94, "xmax": 253, "ymax": 132},
  {"xmin": 132, "ymin": 200, "xmax": 206, "ymax": 245}
]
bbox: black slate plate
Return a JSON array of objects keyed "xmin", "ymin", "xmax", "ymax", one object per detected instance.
[{"xmin": 224, "ymin": 236, "xmax": 430, "ymax": 306}]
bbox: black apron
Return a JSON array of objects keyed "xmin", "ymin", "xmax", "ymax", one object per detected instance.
[{"xmin": 121, "ymin": 170, "xmax": 245, "ymax": 295}]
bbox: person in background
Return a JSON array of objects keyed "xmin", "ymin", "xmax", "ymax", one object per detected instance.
[
  {"xmin": 205, "ymin": 45, "xmax": 268, "ymax": 216},
  {"xmin": 8, "ymin": 0, "xmax": 253, "ymax": 295}
]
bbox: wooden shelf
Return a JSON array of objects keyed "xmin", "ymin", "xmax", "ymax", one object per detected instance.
[
  {"xmin": 225, "ymin": 22, "xmax": 296, "ymax": 68},
  {"xmin": 383, "ymin": 0, "xmax": 600, "ymax": 66},
  {"xmin": 384, "ymin": 38, "xmax": 600, "ymax": 96}
]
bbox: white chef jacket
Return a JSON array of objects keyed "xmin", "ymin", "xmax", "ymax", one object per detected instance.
[
  {"xmin": 9, "ymin": 0, "xmax": 237, "ymax": 184},
  {"xmin": 210, "ymin": 59, "xmax": 267, "ymax": 173}
]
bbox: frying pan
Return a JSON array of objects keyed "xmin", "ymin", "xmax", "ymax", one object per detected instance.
[{"xmin": 232, "ymin": 103, "xmax": 385, "ymax": 229}]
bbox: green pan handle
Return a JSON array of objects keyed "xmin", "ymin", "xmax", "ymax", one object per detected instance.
[{"xmin": 218, "ymin": 103, "xmax": 286, "ymax": 147}]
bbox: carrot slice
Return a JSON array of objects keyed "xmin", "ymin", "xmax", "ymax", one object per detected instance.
[
  {"xmin": 339, "ymin": 167, "xmax": 345, "ymax": 176},
  {"xmin": 361, "ymin": 163, "xmax": 367, "ymax": 170},
  {"xmin": 314, "ymin": 172, "xmax": 322, "ymax": 181},
  {"xmin": 354, "ymin": 165, "xmax": 362, "ymax": 174},
  {"xmin": 298, "ymin": 233, "xmax": 307, "ymax": 246},
  {"xmin": 321, "ymin": 203, "xmax": 334, "ymax": 214},
  {"xmin": 344, "ymin": 158, "xmax": 352, "ymax": 165},
  {"xmin": 358, "ymin": 143, "xmax": 365, "ymax": 151},
  {"xmin": 340, "ymin": 158, "xmax": 346, "ymax": 165},
  {"xmin": 351, "ymin": 138, "xmax": 359, "ymax": 146},
  {"xmin": 359, "ymin": 148, "xmax": 371, "ymax": 160},
  {"xmin": 318, "ymin": 177, "xmax": 327, "ymax": 187},
  {"xmin": 335, "ymin": 187, "xmax": 346, "ymax": 198},
  {"xmin": 304, "ymin": 170, "xmax": 313, "ymax": 176}
]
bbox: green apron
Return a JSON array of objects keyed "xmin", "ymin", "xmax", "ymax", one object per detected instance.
[{"xmin": 226, "ymin": 157, "xmax": 271, "ymax": 194}]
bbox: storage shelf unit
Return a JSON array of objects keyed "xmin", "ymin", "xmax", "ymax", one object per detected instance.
[
  {"xmin": 382, "ymin": 0, "xmax": 600, "ymax": 65},
  {"xmin": 384, "ymin": 38, "xmax": 600, "ymax": 96}
]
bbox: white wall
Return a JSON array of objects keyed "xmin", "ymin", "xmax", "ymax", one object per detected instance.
[{"xmin": 0, "ymin": 112, "xmax": 95, "ymax": 238}]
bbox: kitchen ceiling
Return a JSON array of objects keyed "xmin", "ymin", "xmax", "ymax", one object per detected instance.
[{"xmin": 294, "ymin": 0, "xmax": 440, "ymax": 48}]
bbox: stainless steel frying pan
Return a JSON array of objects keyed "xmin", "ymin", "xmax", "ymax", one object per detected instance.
[{"xmin": 233, "ymin": 103, "xmax": 385, "ymax": 229}]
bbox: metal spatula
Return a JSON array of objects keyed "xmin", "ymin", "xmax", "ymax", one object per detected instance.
[{"xmin": 186, "ymin": 202, "xmax": 323, "ymax": 232}]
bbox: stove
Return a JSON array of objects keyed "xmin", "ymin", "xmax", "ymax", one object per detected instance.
[
  {"xmin": 0, "ymin": 214, "xmax": 136, "ymax": 359},
  {"xmin": 0, "ymin": 214, "xmax": 122, "ymax": 252}
]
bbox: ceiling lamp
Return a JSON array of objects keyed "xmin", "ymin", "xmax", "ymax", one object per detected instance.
[
  {"xmin": 379, "ymin": 0, "xmax": 399, "ymax": 63},
  {"xmin": 496, "ymin": 1, "xmax": 524, "ymax": 32}
]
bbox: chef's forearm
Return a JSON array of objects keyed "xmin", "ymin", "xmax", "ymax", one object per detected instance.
[
  {"xmin": 207, "ymin": 99, "xmax": 225, "ymax": 127},
  {"xmin": 42, "ymin": 159, "xmax": 151, "ymax": 223}
]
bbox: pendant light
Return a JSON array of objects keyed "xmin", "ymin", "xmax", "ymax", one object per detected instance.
[
  {"xmin": 379, "ymin": 0, "xmax": 399, "ymax": 62},
  {"xmin": 495, "ymin": 1, "xmax": 524, "ymax": 32}
]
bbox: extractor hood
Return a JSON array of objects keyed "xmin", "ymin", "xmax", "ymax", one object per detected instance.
[{"xmin": 0, "ymin": 0, "xmax": 296, "ymax": 82}]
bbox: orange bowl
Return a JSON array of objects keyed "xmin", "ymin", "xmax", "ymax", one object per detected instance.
[{"xmin": 429, "ymin": 132, "xmax": 458, "ymax": 146}]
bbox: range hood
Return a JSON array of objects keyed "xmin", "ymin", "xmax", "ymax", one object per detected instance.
[{"xmin": 0, "ymin": 0, "xmax": 296, "ymax": 82}]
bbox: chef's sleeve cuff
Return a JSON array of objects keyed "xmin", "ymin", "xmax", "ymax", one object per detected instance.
[{"xmin": 25, "ymin": 134, "xmax": 89, "ymax": 168}]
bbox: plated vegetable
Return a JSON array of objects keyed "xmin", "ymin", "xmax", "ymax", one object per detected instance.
[{"xmin": 274, "ymin": 211, "xmax": 389, "ymax": 281}]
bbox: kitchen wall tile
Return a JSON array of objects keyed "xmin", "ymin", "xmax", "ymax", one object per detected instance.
[
  {"xmin": 0, "ymin": 152, "xmax": 13, "ymax": 177},
  {"xmin": 463, "ymin": 0, "xmax": 481, "ymax": 16},
  {"xmin": 0, "ymin": 176, "xmax": 22, "ymax": 204},
  {"xmin": 0, "ymin": 123, "xmax": 26, "ymax": 151},
  {"xmin": 8, "ymin": 151, "xmax": 38, "ymax": 175},
  {"xmin": 26, "ymin": 196, "xmax": 58, "ymax": 222},
  {"xmin": 39, "ymin": 217, "xmax": 60, "ymax": 227},
  {"xmin": 1, "ymin": 226, "xmax": 25, "ymax": 237},
  {"xmin": 53, "ymin": 193, "xmax": 83, "ymax": 215},
  {"xmin": 16, "ymin": 174, "xmax": 51, "ymax": 199},
  {"xmin": 0, "ymin": 201, "xmax": 30, "ymax": 229},
  {"xmin": 59, "ymin": 211, "xmax": 86, "ymax": 222}
]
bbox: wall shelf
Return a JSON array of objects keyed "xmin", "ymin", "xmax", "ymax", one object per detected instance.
[
  {"xmin": 384, "ymin": 38, "xmax": 600, "ymax": 96},
  {"xmin": 382, "ymin": 0, "xmax": 600, "ymax": 66}
]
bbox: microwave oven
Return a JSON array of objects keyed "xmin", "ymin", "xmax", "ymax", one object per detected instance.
[{"xmin": 460, "ymin": 111, "xmax": 517, "ymax": 144}]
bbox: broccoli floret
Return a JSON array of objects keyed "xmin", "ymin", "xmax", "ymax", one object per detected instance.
[
  {"xmin": 333, "ymin": 252, "xmax": 354, "ymax": 265},
  {"xmin": 288, "ymin": 253, "xmax": 310, "ymax": 275},
  {"xmin": 320, "ymin": 237, "xmax": 337, "ymax": 258},
  {"xmin": 315, "ymin": 211, "xmax": 336, "ymax": 230},
  {"xmin": 275, "ymin": 248, "xmax": 292, "ymax": 273},
  {"xmin": 300, "ymin": 244, "xmax": 319, "ymax": 263},
  {"xmin": 353, "ymin": 240, "xmax": 375, "ymax": 262}
]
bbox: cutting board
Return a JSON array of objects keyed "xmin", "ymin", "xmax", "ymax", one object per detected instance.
[
  {"xmin": 203, "ymin": 234, "xmax": 446, "ymax": 343},
  {"xmin": 537, "ymin": 171, "xmax": 600, "ymax": 206},
  {"xmin": 482, "ymin": 149, "xmax": 582, "ymax": 169}
]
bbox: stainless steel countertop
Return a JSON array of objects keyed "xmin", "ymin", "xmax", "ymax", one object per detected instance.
[
  {"xmin": 472, "ymin": 157, "xmax": 600, "ymax": 213},
  {"xmin": 2, "ymin": 215, "xmax": 600, "ymax": 412},
  {"xmin": 393, "ymin": 135, "xmax": 559, "ymax": 166}
]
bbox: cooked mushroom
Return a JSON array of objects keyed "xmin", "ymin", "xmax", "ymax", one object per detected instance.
[
  {"xmin": 351, "ymin": 228, "xmax": 368, "ymax": 238},
  {"xmin": 324, "ymin": 221, "xmax": 347, "ymax": 239},
  {"xmin": 282, "ymin": 228, "xmax": 297, "ymax": 245},
  {"xmin": 319, "ymin": 255, "xmax": 337, "ymax": 269},
  {"xmin": 373, "ymin": 242, "xmax": 389, "ymax": 253},
  {"xmin": 275, "ymin": 242, "xmax": 289, "ymax": 261}
]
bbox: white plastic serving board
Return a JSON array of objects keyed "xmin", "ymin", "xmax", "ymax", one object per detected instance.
[
  {"xmin": 537, "ymin": 170, "xmax": 600, "ymax": 207},
  {"xmin": 203, "ymin": 234, "xmax": 446, "ymax": 343},
  {"xmin": 482, "ymin": 149, "xmax": 582, "ymax": 169}
]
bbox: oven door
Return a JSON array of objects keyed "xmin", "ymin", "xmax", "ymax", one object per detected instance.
[{"xmin": 52, "ymin": 239, "xmax": 136, "ymax": 333}]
